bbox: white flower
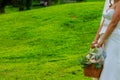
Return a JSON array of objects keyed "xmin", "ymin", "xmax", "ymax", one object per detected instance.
[
  {"xmin": 89, "ymin": 56, "xmax": 96, "ymax": 63},
  {"xmin": 86, "ymin": 54, "xmax": 91, "ymax": 59},
  {"xmin": 86, "ymin": 52, "xmax": 95, "ymax": 59}
]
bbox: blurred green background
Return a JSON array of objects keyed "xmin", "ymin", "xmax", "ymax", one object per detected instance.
[{"xmin": 0, "ymin": 0, "xmax": 104, "ymax": 80}]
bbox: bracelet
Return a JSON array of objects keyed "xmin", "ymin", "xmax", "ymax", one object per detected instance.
[
  {"xmin": 92, "ymin": 41, "xmax": 97, "ymax": 44},
  {"xmin": 92, "ymin": 40, "xmax": 97, "ymax": 44}
]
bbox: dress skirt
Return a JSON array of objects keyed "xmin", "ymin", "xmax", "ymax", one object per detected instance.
[{"xmin": 100, "ymin": 33, "xmax": 120, "ymax": 80}]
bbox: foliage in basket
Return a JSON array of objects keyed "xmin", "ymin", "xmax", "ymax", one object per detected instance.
[{"xmin": 79, "ymin": 48, "xmax": 104, "ymax": 69}]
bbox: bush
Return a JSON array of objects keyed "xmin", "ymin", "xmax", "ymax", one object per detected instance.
[{"xmin": 51, "ymin": 0, "xmax": 59, "ymax": 4}]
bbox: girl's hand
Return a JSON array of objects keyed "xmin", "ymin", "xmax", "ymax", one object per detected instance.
[
  {"xmin": 96, "ymin": 41, "xmax": 104, "ymax": 48},
  {"xmin": 91, "ymin": 40, "xmax": 98, "ymax": 49}
]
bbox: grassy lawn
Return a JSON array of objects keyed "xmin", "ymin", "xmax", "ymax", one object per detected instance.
[{"xmin": 0, "ymin": 2, "xmax": 104, "ymax": 80}]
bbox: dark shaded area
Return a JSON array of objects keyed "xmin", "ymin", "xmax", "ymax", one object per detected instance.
[
  {"xmin": 0, "ymin": 0, "xmax": 84, "ymax": 14},
  {"xmin": 0, "ymin": 0, "xmax": 32, "ymax": 13},
  {"xmin": 0, "ymin": 0, "xmax": 7, "ymax": 13}
]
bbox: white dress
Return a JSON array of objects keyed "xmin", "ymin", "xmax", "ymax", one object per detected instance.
[{"xmin": 99, "ymin": 9, "xmax": 120, "ymax": 80}]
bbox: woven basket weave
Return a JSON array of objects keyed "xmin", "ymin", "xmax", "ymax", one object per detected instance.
[{"xmin": 84, "ymin": 64, "xmax": 103, "ymax": 78}]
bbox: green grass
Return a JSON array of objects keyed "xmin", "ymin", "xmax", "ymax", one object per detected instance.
[{"xmin": 0, "ymin": 2, "xmax": 104, "ymax": 80}]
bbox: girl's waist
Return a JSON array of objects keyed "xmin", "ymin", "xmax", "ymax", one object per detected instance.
[{"xmin": 99, "ymin": 26, "xmax": 120, "ymax": 35}]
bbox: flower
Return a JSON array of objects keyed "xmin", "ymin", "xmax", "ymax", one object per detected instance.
[{"xmin": 79, "ymin": 48, "xmax": 104, "ymax": 68}]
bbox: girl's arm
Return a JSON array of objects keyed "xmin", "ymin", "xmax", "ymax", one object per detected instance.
[
  {"xmin": 91, "ymin": 19, "xmax": 105, "ymax": 48},
  {"xmin": 93, "ymin": 19, "xmax": 105, "ymax": 42},
  {"xmin": 97, "ymin": 2, "xmax": 120, "ymax": 47}
]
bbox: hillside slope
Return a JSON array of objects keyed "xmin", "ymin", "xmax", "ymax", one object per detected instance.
[{"xmin": 0, "ymin": 2, "xmax": 104, "ymax": 80}]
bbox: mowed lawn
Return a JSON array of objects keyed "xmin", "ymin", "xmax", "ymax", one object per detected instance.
[{"xmin": 0, "ymin": 2, "xmax": 104, "ymax": 80}]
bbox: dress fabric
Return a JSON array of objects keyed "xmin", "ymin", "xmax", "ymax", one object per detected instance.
[{"xmin": 99, "ymin": 9, "xmax": 120, "ymax": 80}]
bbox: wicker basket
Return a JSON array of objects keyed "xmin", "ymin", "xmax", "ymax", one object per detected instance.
[{"xmin": 84, "ymin": 64, "xmax": 103, "ymax": 78}]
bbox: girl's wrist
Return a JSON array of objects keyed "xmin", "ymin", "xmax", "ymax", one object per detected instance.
[
  {"xmin": 92, "ymin": 40, "xmax": 98, "ymax": 44},
  {"xmin": 100, "ymin": 40, "xmax": 105, "ymax": 45}
]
